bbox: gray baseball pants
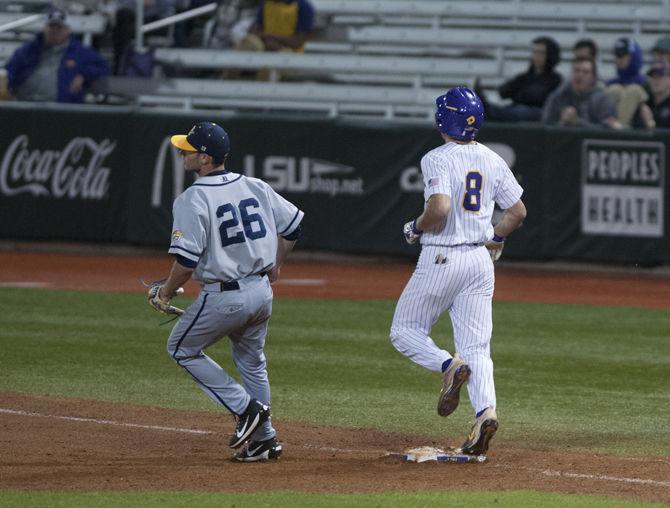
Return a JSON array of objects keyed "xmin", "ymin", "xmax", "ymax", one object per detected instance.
[{"xmin": 166, "ymin": 274, "xmax": 275, "ymax": 442}]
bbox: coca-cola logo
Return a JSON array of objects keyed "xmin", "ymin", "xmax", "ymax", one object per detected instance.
[{"xmin": 0, "ymin": 135, "xmax": 116, "ymax": 200}]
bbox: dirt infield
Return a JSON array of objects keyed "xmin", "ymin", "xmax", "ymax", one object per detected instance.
[{"xmin": 1, "ymin": 251, "xmax": 669, "ymax": 501}]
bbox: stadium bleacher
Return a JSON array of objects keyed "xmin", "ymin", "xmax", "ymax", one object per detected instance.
[{"xmin": 1, "ymin": 0, "xmax": 668, "ymax": 119}]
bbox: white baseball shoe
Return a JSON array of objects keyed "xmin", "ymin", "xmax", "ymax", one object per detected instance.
[
  {"xmin": 437, "ymin": 355, "xmax": 471, "ymax": 417},
  {"xmin": 461, "ymin": 407, "xmax": 498, "ymax": 456}
]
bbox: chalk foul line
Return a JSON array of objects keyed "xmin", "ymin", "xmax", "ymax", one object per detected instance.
[
  {"xmin": 541, "ymin": 468, "xmax": 670, "ymax": 488},
  {"xmin": 0, "ymin": 408, "xmax": 212, "ymax": 435}
]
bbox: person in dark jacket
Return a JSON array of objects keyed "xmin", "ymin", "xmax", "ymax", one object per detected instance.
[
  {"xmin": 633, "ymin": 62, "xmax": 670, "ymax": 130},
  {"xmin": 605, "ymin": 38, "xmax": 650, "ymax": 127},
  {"xmin": 479, "ymin": 36, "xmax": 562, "ymax": 122},
  {"xmin": 4, "ymin": 8, "xmax": 109, "ymax": 103}
]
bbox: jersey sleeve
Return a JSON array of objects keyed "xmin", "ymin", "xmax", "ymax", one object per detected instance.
[
  {"xmin": 266, "ymin": 186, "xmax": 304, "ymax": 237},
  {"xmin": 420, "ymin": 153, "xmax": 451, "ymax": 201},
  {"xmin": 495, "ymin": 163, "xmax": 524, "ymax": 209},
  {"xmin": 168, "ymin": 191, "xmax": 208, "ymax": 264}
]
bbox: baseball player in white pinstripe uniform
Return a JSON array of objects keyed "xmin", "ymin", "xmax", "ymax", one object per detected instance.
[
  {"xmin": 147, "ymin": 122, "xmax": 303, "ymax": 462},
  {"xmin": 390, "ymin": 87, "xmax": 527, "ymax": 456}
]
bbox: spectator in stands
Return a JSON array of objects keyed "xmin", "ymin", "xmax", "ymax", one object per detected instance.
[
  {"xmin": 4, "ymin": 7, "xmax": 109, "ymax": 103},
  {"xmin": 478, "ymin": 36, "xmax": 562, "ymax": 122},
  {"xmin": 651, "ymin": 36, "xmax": 670, "ymax": 69},
  {"xmin": 207, "ymin": 0, "xmax": 258, "ymax": 49},
  {"xmin": 636, "ymin": 62, "xmax": 670, "ymax": 129},
  {"xmin": 542, "ymin": 57, "xmax": 621, "ymax": 129},
  {"xmin": 605, "ymin": 38, "xmax": 649, "ymax": 128},
  {"xmin": 112, "ymin": 0, "xmax": 176, "ymax": 75},
  {"xmin": 238, "ymin": 0, "xmax": 315, "ymax": 53},
  {"xmin": 573, "ymin": 39, "xmax": 598, "ymax": 62}
]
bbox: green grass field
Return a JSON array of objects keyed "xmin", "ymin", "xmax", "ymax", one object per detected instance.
[{"xmin": 1, "ymin": 287, "xmax": 669, "ymax": 507}]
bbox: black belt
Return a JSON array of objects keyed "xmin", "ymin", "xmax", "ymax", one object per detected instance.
[
  {"xmin": 212, "ymin": 272, "xmax": 267, "ymax": 292},
  {"xmin": 220, "ymin": 280, "xmax": 240, "ymax": 291}
]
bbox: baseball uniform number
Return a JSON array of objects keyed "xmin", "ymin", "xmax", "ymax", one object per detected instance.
[
  {"xmin": 463, "ymin": 171, "xmax": 483, "ymax": 212},
  {"xmin": 216, "ymin": 198, "xmax": 268, "ymax": 247}
]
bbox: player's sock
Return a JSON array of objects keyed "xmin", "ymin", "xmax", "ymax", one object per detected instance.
[
  {"xmin": 441, "ymin": 358, "xmax": 452, "ymax": 372},
  {"xmin": 476, "ymin": 407, "xmax": 488, "ymax": 418}
]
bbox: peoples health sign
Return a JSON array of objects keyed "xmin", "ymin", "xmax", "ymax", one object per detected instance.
[{"xmin": 581, "ymin": 139, "xmax": 665, "ymax": 238}]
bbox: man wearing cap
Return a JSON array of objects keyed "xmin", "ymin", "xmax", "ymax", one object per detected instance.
[
  {"xmin": 149, "ymin": 121, "xmax": 304, "ymax": 462},
  {"xmin": 635, "ymin": 62, "xmax": 670, "ymax": 129},
  {"xmin": 651, "ymin": 36, "xmax": 670, "ymax": 69},
  {"xmin": 605, "ymin": 38, "xmax": 649, "ymax": 128},
  {"xmin": 4, "ymin": 7, "xmax": 109, "ymax": 103}
]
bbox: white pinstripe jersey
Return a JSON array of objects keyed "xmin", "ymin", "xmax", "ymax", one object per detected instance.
[
  {"xmin": 420, "ymin": 141, "xmax": 523, "ymax": 246},
  {"xmin": 168, "ymin": 171, "xmax": 303, "ymax": 282}
]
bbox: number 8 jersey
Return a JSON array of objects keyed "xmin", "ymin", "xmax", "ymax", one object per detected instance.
[
  {"xmin": 419, "ymin": 142, "xmax": 523, "ymax": 246},
  {"xmin": 169, "ymin": 171, "xmax": 304, "ymax": 282}
]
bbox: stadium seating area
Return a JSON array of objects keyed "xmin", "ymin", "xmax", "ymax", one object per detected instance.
[{"xmin": 1, "ymin": 0, "xmax": 669, "ymax": 119}]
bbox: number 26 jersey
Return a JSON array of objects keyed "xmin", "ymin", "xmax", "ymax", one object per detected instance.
[{"xmin": 169, "ymin": 171, "xmax": 304, "ymax": 282}]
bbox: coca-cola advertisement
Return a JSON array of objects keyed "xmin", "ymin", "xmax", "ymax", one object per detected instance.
[
  {"xmin": 0, "ymin": 135, "xmax": 115, "ymax": 200},
  {"xmin": 0, "ymin": 106, "xmax": 129, "ymax": 242}
]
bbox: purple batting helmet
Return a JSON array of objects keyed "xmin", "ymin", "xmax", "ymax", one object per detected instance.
[{"xmin": 435, "ymin": 86, "xmax": 484, "ymax": 141}]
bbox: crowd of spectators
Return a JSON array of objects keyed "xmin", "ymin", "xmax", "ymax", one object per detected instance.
[
  {"xmin": 0, "ymin": 0, "xmax": 317, "ymax": 101},
  {"xmin": 1, "ymin": 0, "xmax": 670, "ymax": 135},
  {"xmin": 480, "ymin": 33, "xmax": 670, "ymax": 132}
]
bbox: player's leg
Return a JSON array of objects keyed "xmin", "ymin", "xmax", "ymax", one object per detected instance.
[
  {"xmin": 449, "ymin": 247, "xmax": 498, "ymax": 454},
  {"xmin": 389, "ymin": 246, "xmax": 457, "ymax": 372},
  {"xmin": 448, "ymin": 248, "xmax": 496, "ymax": 413},
  {"xmin": 166, "ymin": 291, "xmax": 252, "ymax": 415},
  {"xmin": 229, "ymin": 278, "xmax": 276, "ymax": 443}
]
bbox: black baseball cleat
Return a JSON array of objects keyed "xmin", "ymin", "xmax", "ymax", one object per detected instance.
[
  {"xmin": 229, "ymin": 399, "xmax": 270, "ymax": 449},
  {"xmin": 233, "ymin": 436, "xmax": 283, "ymax": 462}
]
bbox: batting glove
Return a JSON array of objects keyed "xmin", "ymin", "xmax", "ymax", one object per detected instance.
[
  {"xmin": 403, "ymin": 220, "xmax": 423, "ymax": 245},
  {"xmin": 485, "ymin": 234, "xmax": 506, "ymax": 262}
]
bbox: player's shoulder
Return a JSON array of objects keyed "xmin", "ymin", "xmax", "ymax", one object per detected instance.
[
  {"xmin": 420, "ymin": 143, "xmax": 454, "ymax": 167},
  {"xmin": 474, "ymin": 142, "xmax": 507, "ymax": 165},
  {"xmin": 241, "ymin": 174, "xmax": 270, "ymax": 189}
]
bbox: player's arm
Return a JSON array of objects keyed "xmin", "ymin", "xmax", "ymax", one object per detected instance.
[
  {"xmin": 147, "ymin": 256, "xmax": 193, "ymax": 316},
  {"xmin": 486, "ymin": 199, "xmax": 527, "ymax": 261},
  {"xmin": 269, "ymin": 224, "xmax": 302, "ymax": 283},
  {"xmin": 416, "ymin": 194, "xmax": 451, "ymax": 232},
  {"xmin": 403, "ymin": 194, "xmax": 451, "ymax": 244},
  {"xmin": 492, "ymin": 199, "xmax": 526, "ymax": 238},
  {"xmin": 159, "ymin": 258, "xmax": 194, "ymax": 300}
]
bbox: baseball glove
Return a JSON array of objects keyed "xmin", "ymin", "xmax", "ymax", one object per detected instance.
[{"xmin": 147, "ymin": 282, "xmax": 185, "ymax": 316}]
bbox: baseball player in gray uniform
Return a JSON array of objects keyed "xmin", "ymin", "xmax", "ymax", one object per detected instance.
[
  {"xmin": 389, "ymin": 87, "xmax": 527, "ymax": 456},
  {"xmin": 148, "ymin": 121, "xmax": 304, "ymax": 462}
]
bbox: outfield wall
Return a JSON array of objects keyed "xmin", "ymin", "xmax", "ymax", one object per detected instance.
[{"xmin": 0, "ymin": 103, "xmax": 667, "ymax": 264}]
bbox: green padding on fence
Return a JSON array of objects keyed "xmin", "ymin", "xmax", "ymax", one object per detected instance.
[{"xmin": 0, "ymin": 104, "xmax": 668, "ymax": 263}]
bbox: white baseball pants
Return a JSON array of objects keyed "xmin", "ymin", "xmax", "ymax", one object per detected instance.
[{"xmin": 390, "ymin": 244, "xmax": 497, "ymax": 413}]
